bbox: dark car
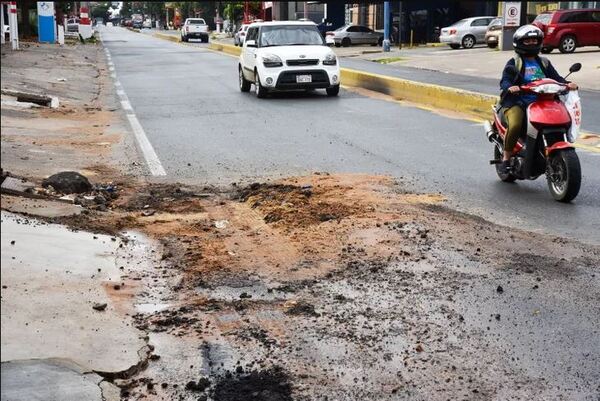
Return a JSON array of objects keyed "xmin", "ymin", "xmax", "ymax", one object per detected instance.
[
  {"xmin": 533, "ymin": 8, "xmax": 600, "ymax": 53},
  {"xmin": 132, "ymin": 19, "xmax": 143, "ymax": 29}
]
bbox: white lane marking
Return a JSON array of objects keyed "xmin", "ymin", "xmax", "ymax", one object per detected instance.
[
  {"xmin": 121, "ymin": 99, "xmax": 133, "ymax": 111},
  {"xmin": 102, "ymin": 37, "xmax": 167, "ymax": 176},
  {"xmin": 126, "ymin": 114, "xmax": 167, "ymax": 176}
]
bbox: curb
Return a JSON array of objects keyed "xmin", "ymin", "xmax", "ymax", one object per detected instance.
[{"xmin": 339, "ymin": 68, "xmax": 496, "ymax": 119}]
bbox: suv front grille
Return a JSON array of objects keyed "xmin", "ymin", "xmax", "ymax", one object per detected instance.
[
  {"xmin": 278, "ymin": 70, "xmax": 329, "ymax": 85},
  {"xmin": 286, "ymin": 59, "xmax": 320, "ymax": 66}
]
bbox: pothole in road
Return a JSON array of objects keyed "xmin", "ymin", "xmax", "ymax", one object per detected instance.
[{"xmin": 44, "ymin": 173, "xmax": 599, "ymax": 400}]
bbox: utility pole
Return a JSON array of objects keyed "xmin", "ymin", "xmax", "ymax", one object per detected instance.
[
  {"xmin": 1, "ymin": 3, "xmax": 5, "ymax": 45},
  {"xmin": 398, "ymin": 1, "xmax": 402, "ymax": 49},
  {"xmin": 383, "ymin": 1, "xmax": 390, "ymax": 51},
  {"xmin": 303, "ymin": 2, "xmax": 307, "ymax": 20},
  {"xmin": 9, "ymin": 1, "xmax": 19, "ymax": 50}
]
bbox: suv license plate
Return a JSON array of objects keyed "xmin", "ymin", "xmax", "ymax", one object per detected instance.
[{"xmin": 296, "ymin": 75, "xmax": 312, "ymax": 83}]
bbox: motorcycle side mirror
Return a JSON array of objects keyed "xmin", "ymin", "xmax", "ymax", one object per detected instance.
[{"xmin": 569, "ymin": 63, "xmax": 581, "ymax": 73}]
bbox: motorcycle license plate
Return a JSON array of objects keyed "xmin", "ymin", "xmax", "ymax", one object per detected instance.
[{"xmin": 296, "ymin": 75, "xmax": 312, "ymax": 83}]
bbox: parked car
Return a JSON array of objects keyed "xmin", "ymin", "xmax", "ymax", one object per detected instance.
[
  {"xmin": 485, "ymin": 17, "xmax": 503, "ymax": 48},
  {"xmin": 142, "ymin": 19, "xmax": 152, "ymax": 29},
  {"xmin": 533, "ymin": 8, "xmax": 600, "ymax": 53},
  {"xmin": 122, "ymin": 19, "xmax": 132, "ymax": 27},
  {"xmin": 132, "ymin": 19, "xmax": 143, "ymax": 29},
  {"xmin": 234, "ymin": 24, "xmax": 250, "ymax": 46},
  {"xmin": 238, "ymin": 21, "xmax": 341, "ymax": 97},
  {"xmin": 66, "ymin": 18, "xmax": 79, "ymax": 33},
  {"xmin": 439, "ymin": 16, "xmax": 496, "ymax": 49},
  {"xmin": 181, "ymin": 18, "xmax": 209, "ymax": 42},
  {"xmin": 328, "ymin": 24, "xmax": 384, "ymax": 47}
]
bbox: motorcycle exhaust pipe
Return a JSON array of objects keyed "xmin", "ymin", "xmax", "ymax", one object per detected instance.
[{"xmin": 484, "ymin": 121, "xmax": 496, "ymax": 142}]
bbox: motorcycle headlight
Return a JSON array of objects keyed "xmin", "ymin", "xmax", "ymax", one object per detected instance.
[
  {"xmin": 530, "ymin": 84, "xmax": 563, "ymax": 94},
  {"xmin": 262, "ymin": 54, "xmax": 283, "ymax": 68},
  {"xmin": 323, "ymin": 53, "xmax": 337, "ymax": 66}
]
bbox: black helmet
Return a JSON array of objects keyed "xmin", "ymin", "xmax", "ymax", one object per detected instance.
[{"xmin": 513, "ymin": 25, "xmax": 544, "ymax": 55}]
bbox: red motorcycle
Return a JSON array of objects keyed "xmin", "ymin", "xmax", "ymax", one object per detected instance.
[{"xmin": 485, "ymin": 63, "xmax": 583, "ymax": 202}]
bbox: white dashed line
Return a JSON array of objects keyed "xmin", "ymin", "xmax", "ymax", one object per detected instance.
[{"xmin": 101, "ymin": 36, "xmax": 167, "ymax": 176}]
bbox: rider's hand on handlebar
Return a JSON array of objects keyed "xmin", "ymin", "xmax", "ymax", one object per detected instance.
[
  {"xmin": 508, "ymin": 85, "xmax": 520, "ymax": 94},
  {"xmin": 567, "ymin": 82, "xmax": 578, "ymax": 90}
]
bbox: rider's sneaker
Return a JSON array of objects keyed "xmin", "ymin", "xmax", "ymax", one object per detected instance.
[{"xmin": 498, "ymin": 160, "xmax": 512, "ymax": 174}]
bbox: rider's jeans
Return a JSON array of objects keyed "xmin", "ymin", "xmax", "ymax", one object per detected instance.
[{"xmin": 504, "ymin": 106, "xmax": 525, "ymax": 153}]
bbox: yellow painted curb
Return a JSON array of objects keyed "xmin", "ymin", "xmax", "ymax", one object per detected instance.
[
  {"xmin": 153, "ymin": 32, "xmax": 180, "ymax": 43},
  {"xmin": 208, "ymin": 42, "xmax": 242, "ymax": 57},
  {"xmin": 340, "ymin": 68, "xmax": 497, "ymax": 120}
]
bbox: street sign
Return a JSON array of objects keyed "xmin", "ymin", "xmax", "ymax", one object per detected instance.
[
  {"xmin": 37, "ymin": 2, "xmax": 56, "ymax": 43},
  {"xmin": 503, "ymin": 2, "xmax": 521, "ymax": 27}
]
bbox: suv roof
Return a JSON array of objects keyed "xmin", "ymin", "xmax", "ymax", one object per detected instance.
[
  {"xmin": 541, "ymin": 8, "xmax": 599, "ymax": 14},
  {"xmin": 249, "ymin": 20, "xmax": 317, "ymax": 28}
]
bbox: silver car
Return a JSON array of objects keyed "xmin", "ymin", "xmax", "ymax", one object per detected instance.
[
  {"xmin": 439, "ymin": 16, "xmax": 496, "ymax": 49},
  {"xmin": 331, "ymin": 24, "xmax": 384, "ymax": 47},
  {"xmin": 234, "ymin": 24, "xmax": 250, "ymax": 46}
]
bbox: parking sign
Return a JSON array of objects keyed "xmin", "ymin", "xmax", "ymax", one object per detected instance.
[{"xmin": 504, "ymin": 2, "xmax": 521, "ymax": 27}]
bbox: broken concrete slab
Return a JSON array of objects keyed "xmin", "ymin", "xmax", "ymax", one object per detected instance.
[
  {"xmin": 0, "ymin": 359, "xmax": 119, "ymax": 401},
  {"xmin": 0, "ymin": 88, "xmax": 59, "ymax": 108},
  {"xmin": 0, "ymin": 176, "xmax": 36, "ymax": 196},
  {"xmin": 0, "ymin": 211, "xmax": 148, "ymax": 374},
  {"xmin": 0, "ymin": 195, "xmax": 82, "ymax": 218}
]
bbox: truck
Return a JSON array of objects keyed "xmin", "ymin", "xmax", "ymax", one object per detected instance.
[{"xmin": 181, "ymin": 18, "xmax": 209, "ymax": 43}]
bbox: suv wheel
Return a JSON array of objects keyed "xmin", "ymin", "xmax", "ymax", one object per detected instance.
[
  {"xmin": 326, "ymin": 85, "xmax": 340, "ymax": 97},
  {"xmin": 341, "ymin": 37, "xmax": 351, "ymax": 47},
  {"xmin": 255, "ymin": 72, "xmax": 268, "ymax": 98},
  {"xmin": 559, "ymin": 35, "xmax": 576, "ymax": 53},
  {"xmin": 462, "ymin": 35, "xmax": 475, "ymax": 49},
  {"xmin": 239, "ymin": 67, "xmax": 251, "ymax": 92}
]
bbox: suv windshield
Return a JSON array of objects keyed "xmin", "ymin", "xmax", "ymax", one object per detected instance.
[
  {"xmin": 533, "ymin": 13, "xmax": 553, "ymax": 25},
  {"xmin": 259, "ymin": 25, "xmax": 324, "ymax": 47},
  {"xmin": 188, "ymin": 19, "xmax": 205, "ymax": 25}
]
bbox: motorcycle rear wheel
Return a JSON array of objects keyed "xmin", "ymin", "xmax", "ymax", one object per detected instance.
[
  {"xmin": 494, "ymin": 146, "xmax": 516, "ymax": 182},
  {"xmin": 546, "ymin": 149, "xmax": 581, "ymax": 202}
]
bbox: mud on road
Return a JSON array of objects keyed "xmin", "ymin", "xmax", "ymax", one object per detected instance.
[{"xmin": 47, "ymin": 174, "xmax": 600, "ymax": 400}]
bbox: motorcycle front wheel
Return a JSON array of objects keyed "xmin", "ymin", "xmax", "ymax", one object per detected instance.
[{"xmin": 546, "ymin": 149, "xmax": 581, "ymax": 202}]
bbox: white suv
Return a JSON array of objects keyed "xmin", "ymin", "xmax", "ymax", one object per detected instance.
[{"xmin": 238, "ymin": 21, "xmax": 341, "ymax": 98}]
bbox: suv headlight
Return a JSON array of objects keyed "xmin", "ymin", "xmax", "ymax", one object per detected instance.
[
  {"xmin": 323, "ymin": 53, "xmax": 337, "ymax": 66},
  {"xmin": 262, "ymin": 54, "xmax": 283, "ymax": 68}
]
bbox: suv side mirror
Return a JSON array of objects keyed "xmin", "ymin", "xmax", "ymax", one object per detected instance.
[
  {"xmin": 246, "ymin": 40, "xmax": 256, "ymax": 47},
  {"xmin": 569, "ymin": 63, "xmax": 581, "ymax": 73}
]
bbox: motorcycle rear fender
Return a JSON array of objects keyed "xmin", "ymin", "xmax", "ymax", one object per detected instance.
[{"xmin": 545, "ymin": 141, "xmax": 574, "ymax": 156}]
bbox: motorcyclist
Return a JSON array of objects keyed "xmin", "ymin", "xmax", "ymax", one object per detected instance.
[{"xmin": 498, "ymin": 25, "xmax": 578, "ymax": 173}]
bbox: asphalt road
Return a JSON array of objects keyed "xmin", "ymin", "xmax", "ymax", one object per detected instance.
[{"xmin": 101, "ymin": 26, "xmax": 600, "ymax": 244}]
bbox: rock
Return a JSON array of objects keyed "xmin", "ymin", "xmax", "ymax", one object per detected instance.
[
  {"xmin": 496, "ymin": 285, "xmax": 504, "ymax": 294},
  {"xmin": 239, "ymin": 292, "xmax": 252, "ymax": 299},
  {"xmin": 93, "ymin": 194, "xmax": 107, "ymax": 204},
  {"xmin": 42, "ymin": 171, "xmax": 92, "ymax": 194},
  {"xmin": 10, "ymin": 240, "xmax": 15, "ymax": 245},
  {"xmin": 415, "ymin": 343, "xmax": 424, "ymax": 352},
  {"xmin": 185, "ymin": 377, "xmax": 210, "ymax": 392},
  {"xmin": 92, "ymin": 303, "xmax": 107, "ymax": 311}
]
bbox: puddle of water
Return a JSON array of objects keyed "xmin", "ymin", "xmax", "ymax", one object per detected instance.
[
  {"xmin": 135, "ymin": 303, "xmax": 171, "ymax": 314},
  {"xmin": 196, "ymin": 283, "xmax": 289, "ymax": 302}
]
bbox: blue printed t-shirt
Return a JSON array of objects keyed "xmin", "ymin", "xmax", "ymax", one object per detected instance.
[{"xmin": 521, "ymin": 58, "xmax": 546, "ymax": 105}]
